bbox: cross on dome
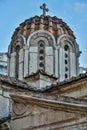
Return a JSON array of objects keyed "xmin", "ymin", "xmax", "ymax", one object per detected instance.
[{"xmin": 40, "ymin": 3, "xmax": 49, "ymax": 16}]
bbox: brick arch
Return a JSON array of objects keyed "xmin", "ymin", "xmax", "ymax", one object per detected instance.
[
  {"xmin": 57, "ymin": 34, "xmax": 79, "ymax": 53},
  {"xmin": 8, "ymin": 34, "xmax": 26, "ymax": 54},
  {"xmin": 27, "ymin": 30, "xmax": 56, "ymax": 48}
]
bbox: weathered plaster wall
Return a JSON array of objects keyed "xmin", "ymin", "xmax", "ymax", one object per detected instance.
[
  {"xmin": 0, "ymin": 90, "xmax": 10, "ymax": 119},
  {"xmin": 10, "ymin": 101, "xmax": 87, "ymax": 130}
]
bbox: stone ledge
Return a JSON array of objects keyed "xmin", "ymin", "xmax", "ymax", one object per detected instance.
[{"xmin": 10, "ymin": 93, "xmax": 87, "ymax": 116}]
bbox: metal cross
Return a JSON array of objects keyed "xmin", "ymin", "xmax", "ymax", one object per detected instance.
[{"xmin": 40, "ymin": 3, "xmax": 49, "ymax": 16}]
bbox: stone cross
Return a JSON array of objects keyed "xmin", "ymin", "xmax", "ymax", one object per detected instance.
[{"xmin": 40, "ymin": 3, "xmax": 49, "ymax": 16}]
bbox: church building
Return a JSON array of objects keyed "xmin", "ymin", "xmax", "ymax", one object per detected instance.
[{"xmin": 0, "ymin": 3, "xmax": 87, "ymax": 130}]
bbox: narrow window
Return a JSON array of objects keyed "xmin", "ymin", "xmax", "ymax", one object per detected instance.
[
  {"xmin": 65, "ymin": 60, "xmax": 68, "ymax": 64},
  {"xmin": 38, "ymin": 41, "xmax": 45, "ymax": 71},
  {"xmin": 65, "ymin": 53, "xmax": 68, "ymax": 58},
  {"xmin": 64, "ymin": 45, "xmax": 69, "ymax": 51},
  {"xmin": 15, "ymin": 45, "xmax": 20, "ymax": 78},
  {"xmin": 65, "ymin": 67, "xmax": 68, "ymax": 71},
  {"xmin": 39, "ymin": 56, "xmax": 44, "ymax": 60},
  {"xmin": 64, "ymin": 44, "xmax": 70, "ymax": 79},
  {"xmin": 65, "ymin": 73, "xmax": 68, "ymax": 79}
]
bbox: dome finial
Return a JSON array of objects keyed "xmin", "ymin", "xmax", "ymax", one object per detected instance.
[{"xmin": 40, "ymin": 3, "xmax": 49, "ymax": 16}]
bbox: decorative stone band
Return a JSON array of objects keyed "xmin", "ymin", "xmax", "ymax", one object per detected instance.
[{"xmin": 10, "ymin": 93, "xmax": 87, "ymax": 116}]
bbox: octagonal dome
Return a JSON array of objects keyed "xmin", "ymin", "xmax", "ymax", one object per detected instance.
[{"xmin": 11, "ymin": 15, "xmax": 75, "ymax": 41}]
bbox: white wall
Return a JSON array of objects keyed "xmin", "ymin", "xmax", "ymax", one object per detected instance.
[
  {"xmin": 0, "ymin": 53, "xmax": 7, "ymax": 75},
  {"xmin": 24, "ymin": 48, "xmax": 28, "ymax": 77},
  {"xmin": 70, "ymin": 52, "xmax": 76, "ymax": 77},
  {"xmin": 10, "ymin": 52, "xmax": 16, "ymax": 77},
  {"xmin": 59, "ymin": 48, "xmax": 65, "ymax": 81},
  {"xmin": 19, "ymin": 49, "xmax": 24, "ymax": 80},
  {"xmin": 45, "ymin": 47, "xmax": 54, "ymax": 75},
  {"xmin": 0, "ymin": 90, "xmax": 10, "ymax": 119},
  {"xmin": 29, "ymin": 47, "xmax": 38, "ymax": 74}
]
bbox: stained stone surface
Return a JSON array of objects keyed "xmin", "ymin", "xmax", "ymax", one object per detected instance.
[{"xmin": 0, "ymin": 95, "xmax": 10, "ymax": 119}]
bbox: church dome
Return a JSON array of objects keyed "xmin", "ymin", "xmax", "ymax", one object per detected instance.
[
  {"xmin": 8, "ymin": 4, "xmax": 80, "ymax": 83},
  {"xmin": 11, "ymin": 15, "xmax": 75, "ymax": 41}
]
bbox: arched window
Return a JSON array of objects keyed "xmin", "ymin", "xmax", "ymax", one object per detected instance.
[
  {"xmin": 64, "ymin": 44, "xmax": 70, "ymax": 79},
  {"xmin": 15, "ymin": 45, "xmax": 20, "ymax": 78},
  {"xmin": 65, "ymin": 73, "xmax": 68, "ymax": 78},
  {"xmin": 38, "ymin": 41, "xmax": 45, "ymax": 71},
  {"xmin": 64, "ymin": 45, "xmax": 69, "ymax": 51}
]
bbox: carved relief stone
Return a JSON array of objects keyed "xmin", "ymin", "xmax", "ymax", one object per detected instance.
[{"xmin": 12, "ymin": 101, "xmax": 32, "ymax": 119}]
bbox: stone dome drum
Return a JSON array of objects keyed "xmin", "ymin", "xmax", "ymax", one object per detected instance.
[{"xmin": 8, "ymin": 9, "xmax": 80, "ymax": 86}]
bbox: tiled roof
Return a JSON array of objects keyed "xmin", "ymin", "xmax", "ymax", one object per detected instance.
[
  {"xmin": 12, "ymin": 15, "xmax": 75, "ymax": 40},
  {"xmin": 42, "ymin": 72, "xmax": 87, "ymax": 92},
  {"xmin": 0, "ymin": 74, "xmax": 28, "ymax": 90},
  {"xmin": 0, "ymin": 73, "xmax": 87, "ymax": 92},
  {"xmin": 24, "ymin": 70, "xmax": 57, "ymax": 80}
]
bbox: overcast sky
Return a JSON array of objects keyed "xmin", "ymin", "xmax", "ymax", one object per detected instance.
[{"xmin": 0, "ymin": 0, "xmax": 87, "ymax": 68}]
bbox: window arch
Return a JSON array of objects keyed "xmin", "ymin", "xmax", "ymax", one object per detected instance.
[{"xmin": 64, "ymin": 45, "xmax": 69, "ymax": 51}]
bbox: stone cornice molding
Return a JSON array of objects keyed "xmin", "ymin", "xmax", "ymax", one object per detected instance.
[{"xmin": 10, "ymin": 93, "xmax": 87, "ymax": 116}]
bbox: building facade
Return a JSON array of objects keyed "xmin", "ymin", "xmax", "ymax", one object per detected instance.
[
  {"xmin": 0, "ymin": 53, "xmax": 7, "ymax": 75},
  {"xmin": 0, "ymin": 3, "xmax": 87, "ymax": 130},
  {"xmin": 79, "ymin": 67, "xmax": 87, "ymax": 74}
]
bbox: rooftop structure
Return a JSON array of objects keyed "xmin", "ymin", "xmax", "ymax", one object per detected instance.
[{"xmin": 0, "ymin": 53, "xmax": 7, "ymax": 75}]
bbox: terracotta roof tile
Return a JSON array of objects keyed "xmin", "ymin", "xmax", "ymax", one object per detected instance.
[
  {"xmin": 0, "ymin": 72, "xmax": 87, "ymax": 92},
  {"xmin": 11, "ymin": 15, "xmax": 75, "ymax": 40}
]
